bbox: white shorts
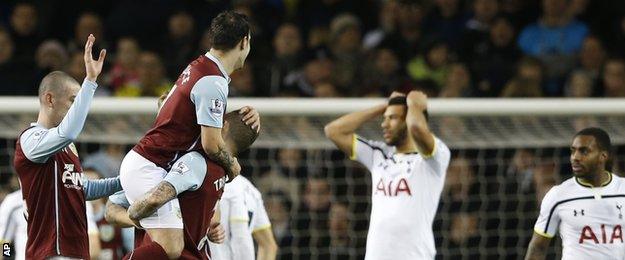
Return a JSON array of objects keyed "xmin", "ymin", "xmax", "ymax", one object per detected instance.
[{"xmin": 119, "ymin": 150, "xmax": 183, "ymax": 229}]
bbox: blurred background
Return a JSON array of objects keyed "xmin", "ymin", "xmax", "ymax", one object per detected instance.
[{"xmin": 1, "ymin": 0, "xmax": 625, "ymax": 259}]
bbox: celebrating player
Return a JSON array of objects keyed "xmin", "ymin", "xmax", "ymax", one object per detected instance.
[
  {"xmin": 324, "ymin": 91, "xmax": 451, "ymax": 260},
  {"xmin": 209, "ymin": 175, "xmax": 279, "ymax": 260},
  {"xmin": 13, "ymin": 34, "xmax": 123, "ymax": 259},
  {"xmin": 117, "ymin": 10, "xmax": 258, "ymax": 259},
  {"xmin": 526, "ymin": 127, "xmax": 625, "ymax": 260},
  {"xmin": 107, "ymin": 110, "xmax": 259, "ymax": 259}
]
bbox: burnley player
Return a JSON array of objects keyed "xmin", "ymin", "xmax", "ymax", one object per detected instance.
[
  {"xmin": 325, "ymin": 91, "xmax": 451, "ymax": 260},
  {"xmin": 526, "ymin": 128, "xmax": 625, "ymax": 260},
  {"xmin": 13, "ymin": 35, "xmax": 123, "ymax": 259},
  {"xmin": 118, "ymin": 11, "xmax": 258, "ymax": 259},
  {"xmin": 107, "ymin": 110, "xmax": 259, "ymax": 259}
]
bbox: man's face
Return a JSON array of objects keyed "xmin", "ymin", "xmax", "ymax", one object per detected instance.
[
  {"xmin": 236, "ymin": 34, "xmax": 252, "ymax": 70},
  {"xmin": 381, "ymin": 105, "xmax": 408, "ymax": 146},
  {"xmin": 570, "ymin": 135, "xmax": 605, "ymax": 178},
  {"xmin": 50, "ymin": 83, "xmax": 80, "ymax": 126}
]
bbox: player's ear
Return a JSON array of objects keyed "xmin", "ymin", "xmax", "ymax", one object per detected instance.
[{"xmin": 44, "ymin": 92, "xmax": 54, "ymax": 108}]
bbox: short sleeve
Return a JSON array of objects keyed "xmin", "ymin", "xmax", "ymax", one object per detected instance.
[
  {"xmin": 108, "ymin": 191, "xmax": 130, "ymax": 208},
  {"xmin": 251, "ymin": 197, "xmax": 271, "ymax": 233},
  {"xmin": 351, "ymin": 135, "xmax": 389, "ymax": 170},
  {"xmin": 225, "ymin": 183, "xmax": 249, "ymax": 223},
  {"xmin": 190, "ymin": 76, "xmax": 229, "ymax": 128},
  {"xmin": 534, "ymin": 187, "xmax": 560, "ymax": 238},
  {"xmin": 423, "ymin": 137, "xmax": 452, "ymax": 176},
  {"xmin": 163, "ymin": 152, "xmax": 207, "ymax": 195}
]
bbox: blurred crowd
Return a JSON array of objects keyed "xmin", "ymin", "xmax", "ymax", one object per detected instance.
[{"xmin": 1, "ymin": 0, "xmax": 625, "ymax": 98}]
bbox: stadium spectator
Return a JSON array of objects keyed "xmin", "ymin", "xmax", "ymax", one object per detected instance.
[
  {"xmin": 362, "ymin": 0, "xmax": 399, "ymax": 50},
  {"xmin": 439, "ymin": 63, "xmax": 472, "ymax": 97},
  {"xmin": 601, "ymin": 58, "xmax": 625, "ymax": 97},
  {"xmin": 83, "ymin": 143, "xmax": 125, "ymax": 178},
  {"xmin": 518, "ymin": 0, "xmax": 589, "ymax": 96},
  {"xmin": 576, "ymin": 35, "xmax": 606, "ymax": 86},
  {"xmin": 447, "ymin": 212, "xmax": 480, "ymax": 259},
  {"xmin": 35, "ymin": 40, "xmax": 69, "ymax": 83},
  {"xmin": 380, "ymin": 1, "xmax": 425, "ymax": 65},
  {"xmin": 65, "ymin": 52, "xmax": 87, "ymax": 85},
  {"xmin": 314, "ymin": 82, "xmax": 340, "ymax": 97},
  {"xmin": 293, "ymin": 175, "xmax": 332, "ymax": 260},
  {"xmin": 443, "ymin": 156, "xmax": 477, "ymax": 206},
  {"xmin": 0, "ymin": 27, "xmax": 36, "ymax": 95},
  {"xmin": 265, "ymin": 190, "xmax": 293, "ymax": 260},
  {"xmin": 462, "ymin": 16, "xmax": 521, "ymax": 97},
  {"xmin": 328, "ymin": 13, "xmax": 364, "ymax": 96},
  {"xmin": 8, "ymin": 3, "xmax": 41, "ymax": 66},
  {"xmin": 328, "ymin": 201, "xmax": 363, "ymax": 260},
  {"xmin": 362, "ymin": 48, "xmax": 403, "ymax": 97},
  {"xmin": 465, "ymin": 0, "xmax": 499, "ymax": 35},
  {"xmin": 284, "ymin": 58, "xmax": 334, "ymax": 96},
  {"xmin": 69, "ymin": 13, "xmax": 106, "ymax": 55},
  {"xmin": 565, "ymin": 70, "xmax": 594, "ymax": 97},
  {"xmin": 114, "ymin": 51, "xmax": 171, "ymax": 97},
  {"xmin": 229, "ymin": 64, "xmax": 256, "ymax": 97},
  {"xmin": 501, "ymin": 57, "xmax": 544, "ymax": 97},
  {"xmin": 262, "ymin": 23, "xmax": 304, "ymax": 96},
  {"xmin": 160, "ymin": 11, "xmax": 198, "ymax": 79},
  {"xmin": 422, "ymin": 0, "xmax": 469, "ymax": 49},
  {"xmin": 107, "ymin": 37, "xmax": 140, "ymax": 92},
  {"xmin": 406, "ymin": 40, "xmax": 451, "ymax": 95}
]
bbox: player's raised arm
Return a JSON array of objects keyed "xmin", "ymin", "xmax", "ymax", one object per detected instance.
[
  {"xmin": 405, "ymin": 91, "xmax": 435, "ymax": 156},
  {"xmin": 21, "ymin": 34, "xmax": 106, "ymax": 163},
  {"xmin": 324, "ymin": 102, "xmax": 387, "ymax": 156},
  {"xmin": 525, "ymin": 233, "xmax": 551, "ymax": 260},
  {"xmin": 82, "ymin": 176, "xmax": 122, "ymax": 200}
]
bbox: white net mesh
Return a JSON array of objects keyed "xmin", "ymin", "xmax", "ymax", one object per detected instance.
[{"xmin": 3, "ymin": 98, "xmax": 625, "ymax": 259}]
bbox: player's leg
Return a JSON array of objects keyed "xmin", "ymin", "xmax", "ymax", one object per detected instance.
[{"xmin": 119, "ymin": 150, "xmax": 184, "ymax": 259}]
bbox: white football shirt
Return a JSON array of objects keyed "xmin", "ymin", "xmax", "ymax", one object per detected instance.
[
  {"xmin": 210, "ymin": 176, "xmax": 271, "ymax": 260},
  {"xmin": 0, "ymin": 190, "xmax": 27, "ymax": 260},
  {"xmin": 352, "ymin": 134, "xmax": 451, "ymax": 260},
  {"xmin": 534, "ymin": 172, "xmax": 625, "ymax": 260}
]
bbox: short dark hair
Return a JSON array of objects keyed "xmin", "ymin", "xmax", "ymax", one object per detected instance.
[
  {"xmin": 387, "ymin": 96, "xmax": 429, "ymax": 121},
  {"xmin": 575, "ymin": 127, "xmax": 612, "ymax": 152},
  {"xmin": 38, "ymin": 71, "xmax": 79, "ymax": 97},
  {"xmin": 224, "ymin": 109, "xmax": 259, "ymax": 154},
  {"xmin": 208, "ymin": 11, "xmax": 250, "ymax": 51}
]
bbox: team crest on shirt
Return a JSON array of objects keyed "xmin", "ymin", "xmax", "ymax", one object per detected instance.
[
  {"xmin": 210, "ymin": 99, "xmax": 224, "ymax": 115},
  {"xmin": 617, "ymin": 204, "xmax": 623, "ymax": 219},
  {"xmin": 171, "ymin": 161, "xmax": 190, "ymax": 175}
]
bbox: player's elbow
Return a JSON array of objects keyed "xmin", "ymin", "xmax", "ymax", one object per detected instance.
[
  {"xmin": 324, "ymin": 123, "xmax": 341, "ymax": 140},
  {"xmin": 265, "ymin": 239, "xmax": 278, "ymax": 254}
]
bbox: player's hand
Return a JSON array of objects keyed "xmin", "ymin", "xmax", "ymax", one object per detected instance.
[
  {"xmin": 407, "ymin": 91, "xmax": 427, "ymax": 111},
  {"xmin": 389, "ymin": 91, "xmax": 406, "ymax": 99},
  {"xmin": 84, "ymin": 34, "xmax": 106, "ymax": 82},
  {"xmin": 226, "ymin": 157, "xmax": 241, "ymax": 182},
  {"xmin": 239, "ymin": 106, "xmax": 261, "ymax": 133},
  {"xmin": 207, "ymin": 222, "xmax": 225, "ymax": 243},
  {"xmin": 132, "ymin": 218, "xmax": 143, "ymax": 229}
]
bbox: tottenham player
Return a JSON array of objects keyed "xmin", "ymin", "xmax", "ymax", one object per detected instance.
[
  {"xmin": 13, "ymin": 34, "xmax": 123, "ymax": 259},
  {"xmin": 0, "ymin": 189, "xmax": 102, "ymax": 259},
  {"xmin": 107, "ymin": 110, "xmax": 259, "ymax": 259},
  {"xmin": 325, "ymin": 91, "xmax": 451, "ymax": 260},
  {"xmin": 209, "ymin": 175, "xmax": 278, "ymax": 260},
  {"xmin": 526, "ymin": 128, "xmax": 625, "ymax": 260},
  {"xmin": 118, "ymin": 11, "xmax": 259, "ymax": 259}
]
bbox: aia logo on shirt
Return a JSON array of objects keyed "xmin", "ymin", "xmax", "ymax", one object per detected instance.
[
  {"xmin": 374, "ymin": 178, "xmax": 412, "ymax": 197},
  {"xmin": 579, "ymin": 224, "xmax": 624, "ymax": 244},
  {"xmin": 62, "ymin": 163, "xmax": 83, "ymax": 190}
]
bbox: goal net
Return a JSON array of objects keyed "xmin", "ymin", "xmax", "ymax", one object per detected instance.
[{"xmin": 2, "ymin": 97, "xmax": 625, "ymax": 259}]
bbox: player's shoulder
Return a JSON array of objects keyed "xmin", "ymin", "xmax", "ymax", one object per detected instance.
[
  {"xmin": 19, "ymin": 125, "xmax": 47, "ymax": 141},
  {"xmin": 355, "ymin": 135, "xmax": 393, "ymax": 154},
  {"xmin": 239, "ymin": 176, "xmax": 263, "ymax": 199},
  {"xmin": 223, "ymin": 177, "xmax": 246, "ymax": 199},
  {"xmin": 610, "ymin": 173, "xmax": 625, "ymax": 191},
  {"xmin": 541, "ymin": 178, "xmax": 578, "ymax": 203}
]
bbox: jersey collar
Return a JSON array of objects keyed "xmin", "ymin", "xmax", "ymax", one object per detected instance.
[
  {"xmin": 575, "ymin": 171, "xmax": 613, "ymax": 188},
  {"xmin": 205, "ymin": 52, "xmax": 231, "ymax": 83}
]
